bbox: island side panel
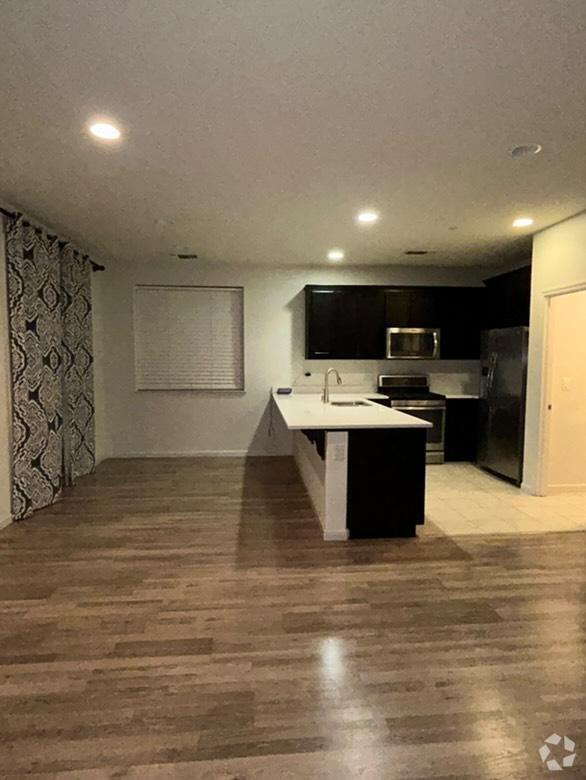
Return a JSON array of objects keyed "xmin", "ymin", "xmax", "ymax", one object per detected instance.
[
  {"xmin": 293, "ymin": 430, "xmax": 326, "ymax": 529},
  {"xmin": 292, "ymin": 429, "xmax": 350, "ymax": 541},
  {"xmin": 346, "ymin": 428, "xmax": 427, "ymax": 538},
  {"xmin": 323, "ymin": 431, "xmax": 349, "ymax": 541}
]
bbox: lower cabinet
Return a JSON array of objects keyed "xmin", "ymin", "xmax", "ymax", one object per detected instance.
[
  {"xmin": 444, "ymin": 398, "xmax": 479, "ymax": 462},
  {"xmin": 346, "ymin": 428, "xmax": 427, "ymax": 537}
]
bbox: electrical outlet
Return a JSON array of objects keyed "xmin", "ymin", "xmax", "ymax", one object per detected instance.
[{"xmin": 333, "ymin": 444, "xmax": 346, "ymax": 462}]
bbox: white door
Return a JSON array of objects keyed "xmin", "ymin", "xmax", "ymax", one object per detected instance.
[{"xmin": 545, "ymin": 289, "xmax": 586, "ymax": 492}]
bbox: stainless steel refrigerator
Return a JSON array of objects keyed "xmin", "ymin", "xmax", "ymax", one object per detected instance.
[{"xmin": 478, "ymin": 327, "xmax": 529, "ymax": 485}]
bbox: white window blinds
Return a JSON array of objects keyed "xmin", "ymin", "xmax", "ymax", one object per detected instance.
[{"xmin": 134, "ymin": 285, "xmax": 244, "ymax": 390}]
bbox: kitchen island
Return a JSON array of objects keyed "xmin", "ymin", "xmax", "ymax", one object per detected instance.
[{"xmin": 273, "ymin": 392, "xmax": 431, "ymax": 540}]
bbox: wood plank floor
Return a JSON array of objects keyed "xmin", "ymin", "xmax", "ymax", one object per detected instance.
[{"xmin": 0, "ymin": 457, "xmax": 584, "ymax": 779}]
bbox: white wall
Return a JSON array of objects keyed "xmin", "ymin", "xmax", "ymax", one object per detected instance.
[
  {"xmin": 524, "ymin": 211, "xmax": 586, "ymax": 493},
  {"xmin": 546, "ymin": 289, "xmax": 586, "ymax": 490},
  {"xmin": 94, "ymin": 259, "xmax": 485, "ymax": 459},
  {"xmin": 0, "ymin": 223, "xmax": 13, "ymax": 527}
]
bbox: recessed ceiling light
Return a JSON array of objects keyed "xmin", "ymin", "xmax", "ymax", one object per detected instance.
[
  {"xmin": 511, "ymin": 143, "xmax": 542, "ymax": 158},
  {"xmin": 89, "ymin": 121, "xmax": 122, "ymax": 141},
  {"xmin": 512, "ymin": 217, "xmax": 534, "ymax": 228},
  {"xmin": 356, "ymin": 209, "xmax": 379, "ymax": 224},
  {"xmin": 327, "ymin": 249, "xmax": 345, "ymax": 261}
]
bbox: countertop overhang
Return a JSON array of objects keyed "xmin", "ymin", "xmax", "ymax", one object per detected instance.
[{"xmin": 272, "ymin": 392, "xmax": 433, "ymax": 431}]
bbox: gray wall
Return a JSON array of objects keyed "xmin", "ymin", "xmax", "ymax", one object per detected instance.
[{"xmin": 93, "ymin": 258, "xmax": 486, "ymax": 459}]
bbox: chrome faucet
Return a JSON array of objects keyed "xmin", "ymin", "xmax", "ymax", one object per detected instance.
[{"xmin": 322, "ymin": 367, "xmax": 342, "ymax": 403}]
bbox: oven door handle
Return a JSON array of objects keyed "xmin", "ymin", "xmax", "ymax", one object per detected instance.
[
  {"xmin": 393, "ymin": 405, "xmax": 446, "ymax": 411},
  {"xmin": 432, "ymin": 330, "xmax": 440, "ymax": 359}
]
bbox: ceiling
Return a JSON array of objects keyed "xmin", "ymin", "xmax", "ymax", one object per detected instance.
[{"xmin": 0, "ymin": 0, "xmax": 585, "ymax": 267}]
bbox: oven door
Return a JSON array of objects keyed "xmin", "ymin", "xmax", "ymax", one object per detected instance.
[
  {"xmin": 392, "ymin": 404, "xmax": 446, "ymax": 462},
  {"xmin": 386, "ymin": 328, "xmax": 440, "ymax": 359}
]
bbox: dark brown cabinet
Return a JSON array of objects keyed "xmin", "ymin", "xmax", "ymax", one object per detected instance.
[
  {"xmin": 305, "ymin": 286, "xmax": 385, "ymax": 359},
  {"xmin": 445, "ymin": 398, "xmax": 480, "ymax": 461},
  {"xmin": 384, "ymin": 288, "xmax": 440, "ymax": 328},
  {"xmin": 305, "ymin": 288, "xmax": 352, "ymax": 359},
  {"xmin": 355, "ymin": 288, "xmax": 386, "ymax": 358},
  {"xmin": 305, "ymin": 284, "xmax": 486, "ymax": 360},
  {"xmin": 438, "ymin": 287, "xmax": 486, "ymax": 360},
  {"xmin": 483, "ymin": 265, "xmax": 531, "ymax": 329}
]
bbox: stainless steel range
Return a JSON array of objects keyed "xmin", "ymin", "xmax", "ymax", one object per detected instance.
[{"xmin": 377, "ymin": 375, "xmax": 446, "ymax": 464}]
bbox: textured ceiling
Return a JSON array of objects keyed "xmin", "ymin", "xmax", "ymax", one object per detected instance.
[{"xmin": 0, "ymin": 0, "xmax": 585, "ymax": 266}]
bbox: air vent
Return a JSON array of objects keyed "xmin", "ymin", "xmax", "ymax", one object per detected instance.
[
  {"xmin": 404, "ymin": 250, "xmax": 430, "ymax": 256},
  {"xmin": 511, "ymin": 143, "xmax": 542, "ymax": 158}
]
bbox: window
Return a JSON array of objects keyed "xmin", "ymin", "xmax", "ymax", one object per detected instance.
[{"xmin": 134, "ymin": 285, "xmax": 244, "ymax": 390}]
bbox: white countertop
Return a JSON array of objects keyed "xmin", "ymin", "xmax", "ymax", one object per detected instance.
[{"xmin": 273, "ymin": 393, "xmax": 432, "ymax": 430}]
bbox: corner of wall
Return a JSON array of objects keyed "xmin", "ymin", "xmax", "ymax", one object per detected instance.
[{"xmin": 523, "ymin": 212, "xmax": 586, "ymax": 493}]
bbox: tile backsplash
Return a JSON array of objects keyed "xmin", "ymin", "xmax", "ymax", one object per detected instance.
[{"xmin": 291, "ymin": 359, "xmax": 481, "ymax": 396}]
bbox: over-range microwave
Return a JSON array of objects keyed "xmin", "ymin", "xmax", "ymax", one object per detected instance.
[{"xmin": 386, "ymin": 327, "xmax": 441, "ymax": 360}]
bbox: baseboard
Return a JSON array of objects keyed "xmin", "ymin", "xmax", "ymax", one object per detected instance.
[
  {"xmin": 114, "ymin": 450, "xmax": 261, "ymax": 459},
  {"xmin": 323, "ymin": 529, "xmax": 350, "ymax": 541},
  {"xmin": 0, "ymin": 515, "xmax": 12, "ymax": 531},
  {"xmin": 546, "ymin": 484, "xmax": 586, "ymax": 495}
]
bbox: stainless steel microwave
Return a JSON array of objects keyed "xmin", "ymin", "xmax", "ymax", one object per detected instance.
[{"xmin": 386, "ymin": 327, "xmax": 441, "ymax": 359}]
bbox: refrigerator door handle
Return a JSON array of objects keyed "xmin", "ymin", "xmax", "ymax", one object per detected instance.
[{"xmin": 487, "ymin": 352, "xmax": 498, "ymax": 395}]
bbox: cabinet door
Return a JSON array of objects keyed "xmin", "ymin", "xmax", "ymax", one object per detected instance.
[
  {"xmin": 408, "ymin": 288, "xmax": 441, "ymax": 327},
  {"xmin": 445, "ymin": 398, "xmax": 479, "ymax": 461},
  {"xmin": 355, "ymin": 288, "xmax": 385, "ymax": 358},
  {"xmin": 484, "ymin": 265, "xmax": 531, "ymax": 329},
  {"xmin": 384, "ymin": 289, "xmax": 412, "ymax": 326},
  {"xmin": 385, "ymin": 288, "xmax": 440, "ymax": 328},
  {"xmin": 305, "ymin": 288, "xmax": 358, "ymax": 358},
  {"xmin": 439, "ymin": 288, "xmax": 485, "ymax": 359}
]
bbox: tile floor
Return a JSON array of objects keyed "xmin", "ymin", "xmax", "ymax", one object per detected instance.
[{"xmin": 425, "ymin": 463, "xmax": 586, "ymax": 536}]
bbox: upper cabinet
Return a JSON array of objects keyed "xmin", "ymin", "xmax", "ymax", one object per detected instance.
[
  {"xmin": 437, "ymin": 286, "xmax": 486, "ymax": 360},
  {"xmin": 305, "ymin": 285, "xmax": 486, "ymax": 360},
  {"xmin": 355, "ymin": 287, "xmax": 386, "ymax": 358},
  {"xmin": 305, "ymin": 286, "xmax": 385, "ymax": 359},
  {"xmin": 483, "ymin": 265, "xmax": 531, "ymax": 329},
  {"xmin": 384, "ymin": 288, "xmax": 440, "ymax": 328}
]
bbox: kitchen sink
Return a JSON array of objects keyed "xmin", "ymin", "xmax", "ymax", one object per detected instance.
[{"xmin": 330, "ymin": 400, "xmax": 370, "ymax": 407}]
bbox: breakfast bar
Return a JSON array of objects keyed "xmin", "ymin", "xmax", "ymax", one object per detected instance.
[{"xmin": 272, "ymin": 392, "xmax": 431, "ymax": 540}]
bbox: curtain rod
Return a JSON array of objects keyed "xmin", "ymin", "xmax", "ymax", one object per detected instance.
[{"xmin": 0, "ymin": 206, "xmax": 105, "ymax": 272}]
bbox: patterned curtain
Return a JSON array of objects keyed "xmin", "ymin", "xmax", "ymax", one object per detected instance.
[
  {"xmin": 5, "ymin": 216, "xmax": 95, "ymax": 520},
  {"xmin": 61, "ymin": 245, "xmax": 95, "ymax": 485}
]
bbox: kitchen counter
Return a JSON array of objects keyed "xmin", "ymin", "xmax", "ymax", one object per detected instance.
[
  {"xmin": 272, "ymin": 392, "xmax": 432, "ymax": 431},
  {"xmin": 273, "ymin": 391, "xmax": 428, "ymax": 541}
]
